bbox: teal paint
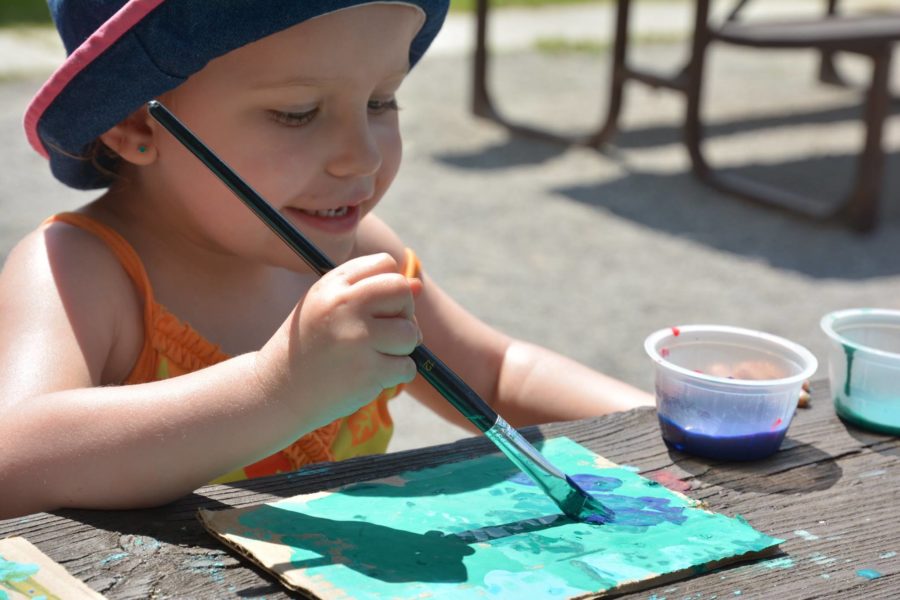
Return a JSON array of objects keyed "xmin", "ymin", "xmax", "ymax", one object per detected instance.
[
  {"xmin": 833, "ymin": 341, "xmax": 900, "ymax": 434},
  {"xmin": 842, "ymin": 345, "xmax": 855, "ymax": 396},
  {"xmin": 218, "ymin": 437, "xmax": 780, "ymax": 599},
  {"xmin": 0, "ymin": 557, "xmax": 39, "ymax": 582},
  {"xmin": 857, "ymin": 569, "xmax": 882, "ymax": 580},
  {"xmin": 0, "ymin": 555, "xmax": 41, "ymax": 599},
  {"xmin": 794, "ymin": 530, "xmax": 819, "ymax": 541},
  {"xmin": 880, "ymin": 551, "xmax": 897, "ymax": 559},
  {"xmin": 835, "ymin": 395, "xmax": 900, "ymax": 435},
  {"xmin": 757, "ymin": 557, "xmax": 793, "ymax": 569},
  {"xmin": 99, "ymin": 552, "xmax": 128, "ymax": 566},
  {"xmin": 809, "ymin": 552, "xmax": 836, "ymax": 565}
]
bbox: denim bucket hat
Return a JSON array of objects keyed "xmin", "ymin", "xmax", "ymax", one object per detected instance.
[{"xmin": 24, "ymin": 0, "xmax": 448, "ymax": 190}]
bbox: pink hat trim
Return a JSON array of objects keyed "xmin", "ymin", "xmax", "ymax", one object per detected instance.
[{"xmin": 23, "ymin": 0, "xmax": 166, "ymax": 158}]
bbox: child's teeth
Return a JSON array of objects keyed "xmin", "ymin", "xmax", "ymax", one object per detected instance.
[{"xmin": 304, "ymin": 206, "xmax": 349, "ymax": 217}]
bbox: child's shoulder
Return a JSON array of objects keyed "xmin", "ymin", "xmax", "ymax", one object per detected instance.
[
  {"xmin": 6, "ymin": 216, "xmax": 135, "ymax": 290},
  {"xmin": 0, "ymin": 216, "xmax": 144, "ymax": 383}
]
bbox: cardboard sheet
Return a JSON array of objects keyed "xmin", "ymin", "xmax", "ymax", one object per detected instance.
[{"xmin": 200, "ymin": 437, "xmax": 781, "ymax": 599}]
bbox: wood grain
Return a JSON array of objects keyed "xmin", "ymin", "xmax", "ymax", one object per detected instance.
[{"xmin": 2, "ymin": 380, "xmax": 897, "ymax": 599}]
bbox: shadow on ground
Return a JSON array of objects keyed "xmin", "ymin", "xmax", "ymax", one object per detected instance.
[{"xmin": 437, "ymin": 102, "xmax": 900, "ymax": 280}]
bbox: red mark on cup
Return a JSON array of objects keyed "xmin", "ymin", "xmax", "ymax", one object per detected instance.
[
  {"xmin": 661, "ymin": 347, "xmax": 670, "ymax": 358},
  {"xmin": 671, "ymin": 327, "xmax": 681, "ymax": 337},
  {"xmin": 771, "ymin": 417, "xmax": 783, "ymax": 430}
]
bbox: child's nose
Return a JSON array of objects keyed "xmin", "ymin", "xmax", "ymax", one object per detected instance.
[{"xmin": 324, "ymin": 115, "xmax": 383, "ymax": 178}]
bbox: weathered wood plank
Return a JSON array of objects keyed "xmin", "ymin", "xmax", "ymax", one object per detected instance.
[{"xmin": 2, "ymin": 380, "xmax": 896, "ymax": 599}]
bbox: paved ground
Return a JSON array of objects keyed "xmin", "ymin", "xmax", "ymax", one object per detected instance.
[{"xmin": 2, "ymin": 2, "xmax": 900, "ymax": 452}]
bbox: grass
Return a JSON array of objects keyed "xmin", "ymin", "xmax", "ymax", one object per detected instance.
[
  {"xmin": 0, "ymin": 0, "xmax": 51, "ymax": 26},
  {"xmin": 534, "ymin": 31, "xmax": 686, "ymax": 54}
]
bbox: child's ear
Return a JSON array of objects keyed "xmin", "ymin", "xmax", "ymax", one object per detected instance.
[{"xmin": 99, "ymin": 108, "xmax": 156, "ymax": 165}]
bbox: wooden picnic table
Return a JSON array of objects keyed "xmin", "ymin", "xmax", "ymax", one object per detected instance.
[{"xmin": 2, "ymin": 379, "xmax": 897, "ymax": 598}]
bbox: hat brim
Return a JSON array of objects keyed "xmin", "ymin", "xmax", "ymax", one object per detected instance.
[{"xmin": 25, "ymin": 0, "xmax": 448, "ymax": 189}]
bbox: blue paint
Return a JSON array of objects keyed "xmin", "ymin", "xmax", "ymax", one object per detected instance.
[
  {"xmin": 858, "ymin": 569, "xmax": 882, "ymax": 580},
  {"xmin": 509, "ymin": 472, "xmax": 688, "ymax": 529},
  {"xmin": 658, "ymin": 415, "xmax": 787, "ymax": 461}
]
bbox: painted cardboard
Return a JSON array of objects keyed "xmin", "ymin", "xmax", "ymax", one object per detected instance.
[
  {"xmin": 200, "ymin": 437, "xmax": 781, "ymax": 598},
  {"xmin": 0, "ymin": 536, "xmax": 105, "ymax": 599}
]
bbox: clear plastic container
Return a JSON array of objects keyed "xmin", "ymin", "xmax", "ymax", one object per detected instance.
[
  {"xmin": 644, "ymin": 325, "xmax": 817, "ymax": 461},
  {"xmin": 820, "ymin": 309, "xmax": 900, "ymax": 435}
]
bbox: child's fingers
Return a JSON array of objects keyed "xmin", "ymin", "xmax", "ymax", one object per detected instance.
[
  {"xmin": 353, "ymin": 272, "xmax": 418, "ymax": 319},
  {"xmin": 368, "ymin": 317, "xmax": 421, "ymax": 357},
  {"xmin": 333, "ymin": 253, "xmax": 400, "ymax": 285},
  {"xmin": 374, "ymin": 354, "xmax": 418, "ymax": 388}
]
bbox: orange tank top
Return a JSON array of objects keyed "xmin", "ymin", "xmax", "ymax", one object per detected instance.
[{"xmin": 46, "ymin": 212, "xmax": 421, "ymax": 484}]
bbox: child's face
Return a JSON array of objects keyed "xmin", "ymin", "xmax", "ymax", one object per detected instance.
[{"xmin": 144, "ymin": 4, "xmax": 425, "ymax": 268}]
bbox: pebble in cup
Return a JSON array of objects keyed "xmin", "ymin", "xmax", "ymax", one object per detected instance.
[
  {"xmin": 644, "ymin": 326, "xmax": 818, "ymax": 461},
  {"xmin": 821, "ymin": 309, "xmax": 900, "ymax": 435}
]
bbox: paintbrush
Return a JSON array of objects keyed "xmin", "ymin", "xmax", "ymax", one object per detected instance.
[{"xmin": 147, "ymin": 99, "xmax": 612, "ymax": 524}]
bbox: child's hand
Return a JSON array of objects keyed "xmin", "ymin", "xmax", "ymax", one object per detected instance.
[{"xmin": 256, "ymin": 253, "xmax": 422, "ymax": 428}]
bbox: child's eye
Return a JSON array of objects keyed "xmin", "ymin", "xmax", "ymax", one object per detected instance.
[
  {"xmin": 368, "ymin": 98, "xmax": 400, "ymax": 114},
  {"xmin": 269, "ymin": 108, "xmax": 318, "ymax": 127}
]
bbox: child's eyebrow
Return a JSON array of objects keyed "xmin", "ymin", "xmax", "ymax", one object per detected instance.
[{"xmin": 253, "ymin": 68, "xmax": 409, "ymax": 90}]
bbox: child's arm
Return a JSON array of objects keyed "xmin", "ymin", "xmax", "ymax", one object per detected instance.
[
  {"xmin": 356, "ymin": 217, "xmax": 655, "ymax": 431},
  {"xmin": 0, "ymin": 223, "xmax": 420, "ymax": 517}
]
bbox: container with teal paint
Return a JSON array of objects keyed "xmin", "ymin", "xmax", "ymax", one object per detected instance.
[{"xmin": 821, "ymin": 309, "xmax": 900, "ymax": 435}]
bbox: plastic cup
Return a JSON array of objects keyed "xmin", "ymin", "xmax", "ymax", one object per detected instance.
[
  {"xmin": 820, "ymin": 309, "xmax": 900, "ymax": 435},
  {"xmin": 644, "ymin": 325, "xmax": 817, "ymax": 461}
]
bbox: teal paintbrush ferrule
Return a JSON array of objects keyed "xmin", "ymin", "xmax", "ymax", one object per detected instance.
[{"xmin": 485, "ymin": 418, "xmax": 614, "ymax": 523}]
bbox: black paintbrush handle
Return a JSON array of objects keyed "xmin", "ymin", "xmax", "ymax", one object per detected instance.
[{"xmin": 147, "ymin": 100, "xmax": 499, "ymax": 433}]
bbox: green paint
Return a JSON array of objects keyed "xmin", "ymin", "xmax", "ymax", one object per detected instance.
[
  {"xmin": 99, "ymin": 552, "xmax": 128, "ymax": 566},
  {"xmin": 842, "ymin": 344, "xmax": 855, "ymax": 397},
  {"xmin": 809, "ymin": 552, "xmax": 836, "ymax": 565},
  {"xmin": 834, "ymin": 397, "xmax": 900, "ymax": 435},
  {"xmin": 0, "ymin": 555, "xmax": 56, "ymax": 599},
  {"xmin": 833, "ymin": 343, "xmax": 900, "ymax": 434},
  {"xmin": 0, "ymin": 557, "xmax": 38, "ymax": 582},
  {"xmin": 757, "ymin": 556, "xmax": 793, "ymax": 569},
  {"xmin": 225, "ymin": 438, "xmax": 780, "ymax": 599}
]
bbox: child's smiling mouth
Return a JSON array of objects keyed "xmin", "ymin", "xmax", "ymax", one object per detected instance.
[
  {"xmin": 298, "ymin": 206, "xmax": 350, "ymax": 218},
  {"xmin": 285, "ymin": 204, "xmax": 360, "ymax": 234}
]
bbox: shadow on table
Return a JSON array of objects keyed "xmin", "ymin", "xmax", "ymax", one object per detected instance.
[
  {"xmin": 843, "ymin": 423, "xmax": 900, "ymax": 460},
  {"xmin": 672, "ymin": 439, "xmax": 843, "ymax": 495}
]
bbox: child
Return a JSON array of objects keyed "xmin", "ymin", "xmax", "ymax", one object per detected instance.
[{"xmin": 0, "ymin": 0, "xmax": 653, "ymax": 519}]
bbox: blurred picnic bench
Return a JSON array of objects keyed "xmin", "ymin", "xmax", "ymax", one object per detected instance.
[{"xmin": 472, "ymin": 0, "xmax": 900, "ymax": 231}]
